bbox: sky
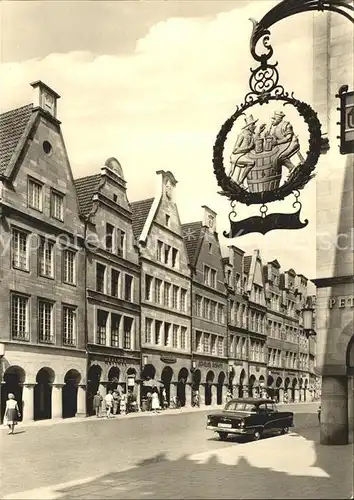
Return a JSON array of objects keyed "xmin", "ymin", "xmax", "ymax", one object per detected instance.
[{"xmin": 0, "ymin": 0, "xmax": 317, "ymax": 288}]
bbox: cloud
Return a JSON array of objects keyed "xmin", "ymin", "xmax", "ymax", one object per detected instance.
[{"xmin": 0, "ymin": 2, "xmax": 316, "ymax": 277}]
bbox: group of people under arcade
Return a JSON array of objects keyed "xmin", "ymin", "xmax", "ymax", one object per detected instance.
[{"xmin": 92, "ymin": 387, "xmax": 138, "ymax": 418}]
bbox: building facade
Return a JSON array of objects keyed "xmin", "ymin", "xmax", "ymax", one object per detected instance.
[
  {"xmin": 0, "ymin": 81, "xmax": 87, "ymax": 423},
  {"xmin": 182, "ymin": 207, "xmax": 228, "ymax": 406},
  {"xmin": 131, "ymin": 171, "xmax": 192, "ymax": 407},
  {"xmin": 313, "ymin": 10, "xmax": 354, "ymax": 445},
  {"xmin": 74, "ymin": 158, "xmax": 141, "ymax": 415}
]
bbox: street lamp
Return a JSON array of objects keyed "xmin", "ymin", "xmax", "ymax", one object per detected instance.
[{"xmin": 302, "ymin": 296, "xmax": 316, "ymax": 338}]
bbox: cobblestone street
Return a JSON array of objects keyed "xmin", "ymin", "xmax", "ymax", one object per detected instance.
[{"xmin": 1, "ymin": 403, "xmax": 352, "ymax": 499}]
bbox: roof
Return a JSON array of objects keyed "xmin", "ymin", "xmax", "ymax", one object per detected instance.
[
  {"xmin": 181, "ymin": 221, "xmax": 203, "ymax": 265},
  {"xmin": 74, "ymin": 174, "xmax": 101, "ymax": 217},
  {"xmin": 228, "ymin": 398, "xmax": 275, "ymax": 405},
  {"xmin": 286, "ymin": 268, "xmax": 296, "ymax": 276},
  {"xmin": 130, "ymin": 198, "xmax": 154, "ymax": 240},
  {"xmin": 269, "ymin": 259, "xmax": 281, "ymax": 269},
  {"xmin": 0, "ymin": 104, "xmax": 33, "ymax": 175},
  {"xmin": 243, "ymin": 255, "xmax": 252, "ymax": 274}
]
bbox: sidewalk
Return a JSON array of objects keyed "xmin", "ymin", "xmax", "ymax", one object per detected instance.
[{"xmin": 1, "ymin": 400, "xmax": 316, "ymax": 431}]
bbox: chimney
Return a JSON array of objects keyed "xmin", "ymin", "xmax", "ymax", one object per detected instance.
[
  {"xmin": 201, "ymin": 205, "xmax": 217, "ymax": 233},
  {"xmin": 156, "ymin": 170, "xmax": 178, "ymax": 201},
  {"xmin": 30, "ymin": 80, "xmax": 60, "ymax": 119}
]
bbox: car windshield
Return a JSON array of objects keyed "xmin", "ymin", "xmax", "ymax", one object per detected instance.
[{"xmin": 224, "ymin": 402, "xmax": 258, "ymax": 413}]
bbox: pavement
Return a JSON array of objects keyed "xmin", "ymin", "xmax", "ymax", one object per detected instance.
[{"xmin": 1, "ymin": 402, "xmax": 352, "ymax": 500}]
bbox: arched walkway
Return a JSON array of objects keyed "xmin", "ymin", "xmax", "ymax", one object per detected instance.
[
  {"xmin": 87, "ymin": 365, "xmax": 102, "ymax": 416},
  {"xmin": 127, "ymin": 367, "xmax": 137, "ymax": 393},
  {"xmin": 299, "ymin": 378, "xmax": 303, "ymax": 402},
  {"xmin": 205, "ymin": 370, "xmax": 215, "ymax": 406},
  {"xmin": 259, "ymin": 375, "xmax": 266, "ymax": 397},
  {"xmin": 228, "ymin": 367, "xmax": 235, "ymax": 394},
  {"xmin": 238, "ymin": 369, "xmax": 246, "ymax": 398},
  {"xmin": 248, "ymin": 374, "xmax": 256, "ymax": 397},
  {"xmin": 34, "ymin": 367, "xmax": 55, "ymax": 421},
  {"xmin": 291, "ymin": 378, "xmax": 298, "ymax": 402},
  {"xmin": 1, "ymin": 366, "xmax": 25, "ymax": 423},
  {"xmin": 141, "ymin": 364, "xmax": 158, "ymax": 401},
  {"xmin": 177, "ymin": 368, "xmax": 188, "ymax": 407},
  {"xmin": 275, "ymin": 377, "xmax": 283, "ymax": 402},
  {"xmin": 161, "ymin": 366, "xmax": 173, "ymax": 406},
  {"xmin": 217, "ymin": 372, "xmax": 226, "ymax": 405},
  {"xmin": 108, "ymin": 367, "xmax": 120, "ymax": 392},
  {"xmin": 284, "ymin": 377, "xmax": 290, "ymax": 402},
  {"xmin": 62, "ymin": 369, "xmax": 81, "ymax": 419},
  {"xmin": 304, "ymin": 379, "xmax": 309, "ymax": 402},
  {"xmin": 192, "ymin": 369, "xmax": 201, "ymax": 391}
]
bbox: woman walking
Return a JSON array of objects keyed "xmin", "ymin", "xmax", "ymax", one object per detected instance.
[
  {"xmin": 5, "ymin": 393, "xmax": 21, "ymax": 434},
  {"xmin": 151, "ymin": 391, "xmax": 160, "ymax": 413}
]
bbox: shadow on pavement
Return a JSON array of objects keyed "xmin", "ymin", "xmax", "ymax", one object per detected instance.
[{"xmin": 50, "ymin": 412, "xmax": 352, "ymax": 499}]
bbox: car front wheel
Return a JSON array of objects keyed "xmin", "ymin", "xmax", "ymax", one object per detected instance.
[
  {"xmin": 218, "ymin": 432, "xmax": 228, "ymax": 440},
  {"xmin": 252, "ymin": 429, "xmax": 262, "ymax": 441},
  {"xmin": 281, "ymin": 427, "xmax": 289, "ymax": 435}
]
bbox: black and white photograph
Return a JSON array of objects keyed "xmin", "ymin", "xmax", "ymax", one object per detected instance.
[{"xmin": 0, "ymin": 0, "xmax": 353, "ymax": 498}]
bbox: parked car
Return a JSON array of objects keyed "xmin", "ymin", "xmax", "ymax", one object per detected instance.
[{"xmin": 206, "ymin": 398, "xmax": 294, "ymax": 441}]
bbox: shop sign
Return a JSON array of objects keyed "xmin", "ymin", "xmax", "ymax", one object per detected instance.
[
  {"xmin": 160, "ymin": 356, "xmax": 177, "ymax": 364},
  {"xmin": 198, "ymin": 360, "xmax": 224, "ymax": 369},
  {"xmin": 104, "ymin": 357, "xmax": 127, "ymax": 366},
  {"xmin": 328, "ymin": 296, "xmax": 354, "ymax": 309}
]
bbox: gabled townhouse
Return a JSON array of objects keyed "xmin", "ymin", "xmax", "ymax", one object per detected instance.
[
  {"xmin": 182, "ymin": 207, "xmax": 228, "ymax": 406},
  {"xmin": 131, "ymin": 171, "xmax": 192, "ymax": 407},
  {"xmin": 0, "ymin": 81, "xmax": 86, "ymax": 422},
  {"xmin": 74, "ymin": 158, "xmax": 140, "ymax": 414},
  {"xmin": 223, "ymin": 246, "xmax": 251, "ymax": 398}
]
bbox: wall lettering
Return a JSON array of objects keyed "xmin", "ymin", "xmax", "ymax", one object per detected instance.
[
  {"xmin": 198, "ymin": 360, "xmax": 224, "ymax": 369},
  {"xmin": 328, "ymin": 296, "xmax": 354, "ymax": 309},
  {"xmin": 104, "ymin": 357, "xmax": 127, "ymax": 366}
]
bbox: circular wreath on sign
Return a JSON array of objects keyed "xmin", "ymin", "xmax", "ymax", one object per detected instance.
[{"xmin": 213, "ymin": 94, "xmax": 322, "ymax": 206}]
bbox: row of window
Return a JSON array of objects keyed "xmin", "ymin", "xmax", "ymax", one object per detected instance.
[
  {"xmin": 11, "ymin": 228, "xmax": 77, "ymax": 283},
  {"xmin": 203, "ymin": 265, "xmax": 218, "ymax": 289},
  {"xmin": 250, "ymin": 284, "xmax": 264, "ymax": 305},
  {"xmin": 144, "ymin": 318, "xmax": 187, "ymax": 350},
  {"xmin": 229, "ymin": 335, "xmax": 248, "ymax": 359},
  {"xmin": 195, "ymin": 330, "xmax": 225, "ymax": 356},
  {"xmin": 96, "ymin": 263, "xmax": 134, "ymax": 301},
  {"xmin": 96, "ymin": 309, "xmax": 134, "ymax": 349},
  {"xmin": 249, "ymin": 340, "xmax": 266, "ymax": 363},
  {"xmin": 268, "ymin": 348, "xmax": 282, "ymax": 367},
  {"xmin": 28, "ymin": 177, "xmax": 64, "ymax": 221},
  {"xmin": 11, "ymin": 293, "xmax": 77, "ymax": 346},
  {"xmin": 145, "ymin": 275, "xmax": 187, "ymax": 312},
  {"xmin": 195, "ymin": 295, "xmax": 225, "ymax": 324},
  {"xmin": 156, "ymin": 240, "xmax": 179, "ymax": 269}
]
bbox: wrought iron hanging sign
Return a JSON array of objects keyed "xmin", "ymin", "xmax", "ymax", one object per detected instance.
[{"xmin": 213, "ymin": 16, "xmax": 324, "ymax": 238}]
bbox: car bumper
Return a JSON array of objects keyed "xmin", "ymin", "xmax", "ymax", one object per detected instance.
[{"xmin": 206, "ymin": 425, "xmax": 250, "ymax": 435}]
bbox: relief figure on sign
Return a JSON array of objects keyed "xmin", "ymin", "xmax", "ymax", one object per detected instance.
[{"xmin": 228, "ymin": 111, "xmax": 304, "ymax": 194}]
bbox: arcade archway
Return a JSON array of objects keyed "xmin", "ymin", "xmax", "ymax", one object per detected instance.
[
  {"xmin": 239, "ymin": 369, "xmax": 246, "ymax": 398},
  {"xmin": 161, "ymin": 366, "xmax": 173, "ymax": 405},
  {"xmin": 304, "ymin": 379, "xmax": 309, "ymax": 401},
  {"xmin": 259, "ymin": 375, "xmax": 265, "ymax": 397},
  {"xmin": 291, "ymin": 378, "xmax": 298, "ymax": 402},
  {"xmin": 248, "ymin": 374, "xmax": 256, "ymax": 397},
  {"xmin": 284, "ymin": 377, "xmax": 290, "ymax": 402},
  {"xmin": 108, "ymin": 367, "xmax": 120, "ymax": 392},
  {"xmin": 34, "ymin": 367, "xmax": 55, "ymax": 421},
  {"xmin": 217, "ymin": 372, "xmax": 226, "ymax": 405},
  {"xmin": 87, "ymin": 364, "xmax": 102, "ymax": 416},
  {"xmin": 177, "ymin": 368, "xmax": 188, "ymax": 407},
  {"xmin": 1, "ymin": 365, "xmax": 25, "ymax": 423},
  {"xmin": 62, "ymin": 369, "xmax": 81, "ymax": 419},
  {"xmin": 299, "ymin": 378, "xmax": 303, "ymax": 402},
  {"xmin": 205, "ymin": 371, "xmax": 215, "ymax": 406},
  {"xmin": 276, "ymin": 377, "xmax": 283, "ymax": 402}
]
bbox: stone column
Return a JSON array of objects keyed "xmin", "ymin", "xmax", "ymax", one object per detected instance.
[
  {"xmin": 199, "ymin": 385, "xmax": 205, "ymax": 405},
  {"xmin": 278, "ymin": 388, "xmax": 284, "ymax": 403},
  {"xmin": 170, "ymin": 383, "xmax": 177, "ymax": 405},
  {"xmin": 135, "ymin": 383, "xmax": 141, "ymax": 410},
  {"xmin": 76, "ymin": 385, "xmax": 86, "ymax": 417},
  {"xmin": 222, "ymin": 385, "xmax": 228, "ymax": 405},
  {"xmin": 185, "ymin": 383, "xmax": 192, "ymax": 407},
  {"xmin": 211, "ymin": 385, "xmax": 217, "ymax": 405},
  {"xmin": 347, "ymin": 377, "xmax": 353, "ymax": 444},
  {"xmin": 243, "ymin": 387, "xmax": 249, "ymax": 398},
  {"xmin": 22, "ymin": 384, "xmax": 35, "ymax": 422},
  {"xmin": 320, "ymin": 375, "xmax": 348, "ymax": 445},
  {"xmin": 294, "ymin": 389, "xmax": 300, "ymax": 402},
  {"xmin": 51, "ymin": 384, "xmax": 63, "ymax": 419}
]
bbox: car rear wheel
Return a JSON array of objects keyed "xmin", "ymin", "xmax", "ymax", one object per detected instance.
[
  {"xmin": 252, "ymin": 429, "xmax": 262, "ymax": 441},
  {"xmin": 281, "ymin": 427, "xmax": 289, "ymax": 435},
  {"xmin": 218, "ymin": 432, "xmax": 228, "ymax": 440}
]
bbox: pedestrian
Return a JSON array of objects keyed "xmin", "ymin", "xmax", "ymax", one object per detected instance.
[
  {"xmin": 151, "ymin": 390, "xmax": 160, "ymax": 413},
  {"xmin": 4, "ymin": 393, "xmax": 21, "ymax": 434},
  {"xmin": 161, "ymin": 388, "xmax": 168, "ymax": 410},
  {"xmin": 104, "ymin": 390, "xmax": 114, "ymax": 418},
  {"xmin": 93, "ymin": 391, "xmax": 102, "ymax": 417},
  {"xmin": 147, "ymin": 392, "xmax": 152, "ymax": 412},
  {"xmin": 112, "ymin": 390, "xmax": 119, "ymax": 416},
  {"xmin": 226, "ymin": 390, "xmax": 233, "ymax": 403}
]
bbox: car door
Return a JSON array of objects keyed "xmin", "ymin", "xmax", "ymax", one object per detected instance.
[
  {"xmin": 257, "ymin": 403, "xmax": 272, "ymax": 433},
  {"xmin": 265, "ymin": 403, "xmax": 280, "ymax": 432}
]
